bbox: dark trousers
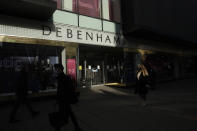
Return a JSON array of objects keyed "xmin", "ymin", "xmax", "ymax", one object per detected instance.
[
  {"xmin": 55, "ymin": 103, "xmax": 80, "ymax": 131},
  {"xmin": 10, "ymin": 97, "xmax": 35, "ymax": 120}
]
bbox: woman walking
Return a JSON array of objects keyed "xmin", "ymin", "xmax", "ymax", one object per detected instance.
[{"xmin": 135, "ymin": 64, "xmax": 149, "ymax": 106}]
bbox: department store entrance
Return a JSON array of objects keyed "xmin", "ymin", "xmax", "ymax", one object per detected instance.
[{"xmin": 79, "ymin": 45, "xmax": 124, "ymax": 86}]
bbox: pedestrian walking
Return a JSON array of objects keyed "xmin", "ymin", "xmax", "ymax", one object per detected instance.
[
  {"xmin": 135, "ymin": 64, "xmax": 149, "ymax": 106},
  {"xmin": 53, "ymin": 64, "xmax": 81, "ymax": 131},
  {"xmin": 144, "ymin": 62, "xmax": 156, "ymax": 90},
  {"xmin": 9, "ymin": 64, "xmax": 39, "ymax": 123}
]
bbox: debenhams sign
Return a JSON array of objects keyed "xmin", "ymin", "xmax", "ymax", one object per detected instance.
[
  {"xmin": 42, "ymin": 25, "xmax": 121, "ymax": 47},
  {"xmin": 0, "ymin": 23, "xmax": 122, "ymax": 47}
]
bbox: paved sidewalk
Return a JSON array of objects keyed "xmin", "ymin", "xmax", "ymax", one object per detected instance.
[{"xmin": 0, "ymin": 78, "xmax": 197, "ymax": 131}]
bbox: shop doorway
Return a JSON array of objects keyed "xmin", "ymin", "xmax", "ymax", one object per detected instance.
[
  {"xmin": 86, "ymin": 60, "xmax": 103, "ymax": 85},
  {"xmin": 79, "ymin": 45, "xmax": 124, "ymax": 86}
]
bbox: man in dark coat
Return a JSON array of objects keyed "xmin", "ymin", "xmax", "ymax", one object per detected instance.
[{"xmin": 54, "ymin": 64, "xmax": 81, "ymax": 131}]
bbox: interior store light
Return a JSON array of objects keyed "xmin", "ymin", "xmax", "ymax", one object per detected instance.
[
  {"xmin": 97, "ymin": 65, "xmax": 100, "ymax": 69},
  {"xmin": 88, "ymin": 65, "xmax": 91, "ymax": 69}
]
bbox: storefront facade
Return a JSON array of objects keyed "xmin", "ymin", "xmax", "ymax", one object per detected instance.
[
  {"xmin": 2, "ymin": 0, "xmax": 196, "ymax": 99},
  {"xmin": 0, "ymin": 0, "xmax": 124, "ymax": 97},
  {"xmin": 79, "ymin": 45, "xmax": 124, "ymax": 86},
  {"xmin": 123, "ymin": 39, "xmax": 197, "ymax": 84}
]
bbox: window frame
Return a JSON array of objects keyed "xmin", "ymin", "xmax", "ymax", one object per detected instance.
[{"xmin": 56, "ymin": 0, "xmax": 122, "ymax": 24}]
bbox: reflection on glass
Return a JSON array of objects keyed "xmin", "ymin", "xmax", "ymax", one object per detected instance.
[{"xmin": 78, "ymin": 0, "xmax": 101, "ymax": 18}]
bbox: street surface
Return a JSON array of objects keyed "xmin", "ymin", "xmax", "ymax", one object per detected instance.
[{"xmin": 0, "ymin": 78, "xmax": 197, "ymax": 131}]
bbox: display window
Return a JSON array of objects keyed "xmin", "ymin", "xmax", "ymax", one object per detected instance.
[
  {"xmin": 145, "ymin": 54, "xmax": 174, "ymax": 80},
  {"xmin": 78, "ymin": 0, "xmax": 100, "ymax": 18},
  {"xmin": 58, "ymin": 0, "xmax": 122, "ymax": 22},
  {"xmin": 0, "ymin": 43, "xmax": 63, "ymax": 95}
]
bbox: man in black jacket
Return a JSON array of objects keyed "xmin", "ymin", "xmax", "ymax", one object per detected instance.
[{"xmin": 54, "ymin": 64, "xmax": 81, "ymax": 131}]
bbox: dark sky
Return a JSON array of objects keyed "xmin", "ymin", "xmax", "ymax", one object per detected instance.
[{"xmin": 132, "ymin": 0, "xmax": 197, "ymax": 42}]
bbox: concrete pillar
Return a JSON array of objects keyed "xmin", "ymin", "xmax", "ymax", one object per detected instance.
[
  {"xmin": 76, "ymin": 47, "xmax": 80, "ymax": 88},
  {"xmin": 61, "ymin": 48, "xmax": 66, "ymax": 73},
  {"xmin": 84, "ymin": 60, "xmax": 87, "ymax": 79},
  {"xmin": 65, "ymin": 46, "xmax": 78, "ymax": 86},
  {"xmin": 102, "ymin": 61, "xmax": 105, "ymax": 84}
]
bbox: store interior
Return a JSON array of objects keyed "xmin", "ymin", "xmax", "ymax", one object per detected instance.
[
  {"xmin": 79, "ymin": 45, "xmax": 124, "ymax": 86},
  {"xmin": 0, "ymin": 42, "xmax": 64, "ymax": 94}
]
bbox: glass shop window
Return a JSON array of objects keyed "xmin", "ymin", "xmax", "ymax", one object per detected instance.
[
  {"xmin": 102, "ymin": 0, "xmax": 121, "ymax": 23},
  {"xmin": 78, "ymin": 0, "xmax": 101, "ymax": 18}
]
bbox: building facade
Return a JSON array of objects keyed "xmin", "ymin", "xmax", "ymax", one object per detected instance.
[
  {"xmin": 1, "ymin": 0, "xmax": 197, "ymax": 99},
  {"xmin": 0, "ymin": 0, "xmax": 126, "ymax": 98},
  {"xmin": 121, "ymin": 0, "xmax": 197, "ymax": 83}
]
